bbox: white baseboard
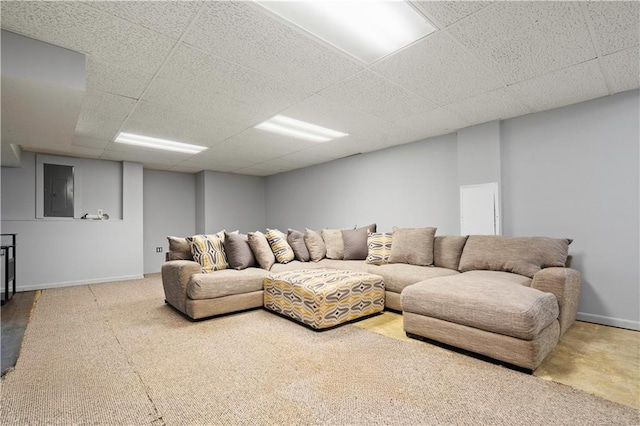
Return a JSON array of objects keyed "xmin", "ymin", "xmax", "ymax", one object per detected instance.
[
  {"xmin": 577, "ymin": 312, "xmax": 640, "ymax": 331},
  {"xmin": 16, "ymin": 274, "xmax": 145, "ymax": 292}
]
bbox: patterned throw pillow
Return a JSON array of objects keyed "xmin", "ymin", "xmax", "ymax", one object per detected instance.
[
  {"xmin": 265, "ymin": 229, "xmax": 295, "ymax": 264},
  {"xmin": 366, "ymin": 232, "xmax": 393, "ymax": 265},
  {"xmin": 187, "ymin": 231, "xmax": 228, "ymax": 273}
]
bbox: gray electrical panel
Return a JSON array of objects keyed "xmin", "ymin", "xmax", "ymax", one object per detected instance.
[{"xmin": 44, "ymin": 163, "xmax": 74, "ymax": 217}]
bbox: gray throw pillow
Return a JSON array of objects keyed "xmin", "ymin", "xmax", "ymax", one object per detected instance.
[
  {"xmin": 304, "ymin": 229, "xmax": 326, "ymax": 262},
  {"xmin": 224, "ymin": 232, "xmax": 256, "ymax": 270},
  {"xmin": 434, "ymin": 236, "xmax": 469, "ymax": 270},
  {"xmin": 247, "ymin": 231, "xmax": 276, "ymax": 270},
  {"xmin": 388, "ymin": 226, "xmax": 437, "ymax": 266},
  {"xmin": 342, "ymin": 223, "xmax": 377, "ymax": 260},
  {"xmin": 287, "ymin": 229, "xmax": 310, "ymax": 262},
  {"xmin": 167, "ymin": 236, "xmax": 193, "ymax": 261}
]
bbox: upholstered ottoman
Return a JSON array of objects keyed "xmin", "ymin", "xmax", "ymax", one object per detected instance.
[{"xmin": 264, "ymin": 269, "xmax": 385, "ymax": 330}]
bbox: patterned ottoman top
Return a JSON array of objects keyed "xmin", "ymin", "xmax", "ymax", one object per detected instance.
[{"xmin": 267, "ymin": 269, "xmax": 384, "ymax": 292}]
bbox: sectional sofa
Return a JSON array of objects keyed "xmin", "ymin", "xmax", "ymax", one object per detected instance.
[{"xmin": 161, "ymin": 226, "xmax": 580, "ymax": 372}]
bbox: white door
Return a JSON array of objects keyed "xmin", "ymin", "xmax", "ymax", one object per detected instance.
[{"xmin": 460, "ymin": 183, "xmax": 500, "ymax": 235}]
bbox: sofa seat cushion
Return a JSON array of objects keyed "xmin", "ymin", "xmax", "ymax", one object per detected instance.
[
  {"xmin": 270, "ymin": 260, "xmax": 323, "ymax": 273},
  {"xmin": 402, "ymin": 274, "xmax": 559, "ymax": 340},
  {"xmin": 316, "ymin": 259, "xmax": 375, "ymax": 273},
  {"xmin": 456, "ymin": 270, "xmax": 532, "ymax": 286},
  {"xmin": 372, "ymin": 264, "xmax": 459, "ymax": 293},
  {"xmin": 187, "ymin": 268, "xmax": 269, "ymax": 300}
]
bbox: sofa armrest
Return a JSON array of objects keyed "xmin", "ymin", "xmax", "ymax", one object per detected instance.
[
  {"xmin": 161, "ymin": 260, "xmax": 202, "ymax": 314},
  {"xmin": 531, "ymin": 267, "xmax": 581, "ymax": 336}
]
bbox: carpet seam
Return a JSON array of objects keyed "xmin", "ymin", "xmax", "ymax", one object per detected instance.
[{"xmin": 88, "ymin": 284, "xmax": 166, "ymax": 426}]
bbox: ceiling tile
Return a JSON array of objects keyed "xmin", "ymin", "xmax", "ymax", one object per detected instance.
[
  {"xmin": 230, "ymin": 167, "xmax": 280, "ymax": 177},
  {"xmin": 74, "ymin": 112, "xmax": 125, "ymax": 141},
  {"xmin": 158, "ymin": 44, "xmax": 311, "ymax": 113},
  {"xmin": 23, "ymin": 145, "xmax": 104, "ymax": 159},
  {"xmin": 392, "ymin": 107, "xmax": 469, "ymax": 141},
  {"xmin": 600, "ymin": 48, "xmax": 640, "ymax": 95},
  {"xmin": 86, "ymin": 1, "xmax": 202, "ymax": 40},
  {"xmin": 277, "ymin": 95, "xmax": 384, "ymax": 136},
  {"xmin": 101, "ymin": 147, "xmax": 188, "ymax": 167},
  {"xmin": 371, "ymin": 31, "xmax": 503, "ymax": 105},
  {"xmin": 317, "ymin": 70, "xmax": 436, "ymax": 121},
  {"xmin": 167, "ymin": 165, "xmax": 203, "ymax": 174},
  {"xmin": 79, "ymin": 90, "xmax": 137, "ymax": 121},
  {"xmin": 410, "ymin": 1, "xmax": 493, "ymax": 28},
  {"xmin": 142, "ymin": 78, "xmax": 275, "ymax": 128},
  {"xmin": 509, "ymin": 60, "xmax": 609, "ymax": 113},
  {"xmin": 72, "ymin": 136, "xmax": 110, "ymax": 150},
  {"xmin": 1, "ymin": 2, "xmax": 175, "ymax": 75},
  {"xmin": 122, "ymin": 101, "xmax": 246, "ymax": 147},
  {"xmin": 449, "ymin": 2, "xmax": 596, "ymax": 84},
  {"xmin": 270, "ymin": 151, "xmax": 336, "ymax": 168},
  {"xmin": 182, "ymin": 2, "xmax": 363, "ymax": 92},
  {"xmin": 200, "ymin": 128, "xmax": 317, "ymax": 164},
  {"xmin": 177, "ymin": 157, "xmax": 255, "ymax": 173},
  {"xmin": 584, "ymin": 2, "xmax": 640, "ymax": 56},
  {"xmin": 86, "ymin": 57, "xmax": 152, "ymax": 99},
  {"xmin": 445, "ymin": 88, "xmax": 532, "ymax": 126}
]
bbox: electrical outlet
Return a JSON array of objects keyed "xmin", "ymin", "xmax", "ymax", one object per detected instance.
[{"xmin": 156, "ymin": 247, "xmax": 163, "ymax": 253}]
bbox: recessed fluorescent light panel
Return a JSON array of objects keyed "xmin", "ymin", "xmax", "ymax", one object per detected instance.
[
  {"xmin": 257, "ymin": 1, "xmax": 436, "ymax": 64},
  {"xmin": 114, "ymin": 132, "xmax": 207, "ymax": 154},
  {"xmin": 255, "ymin": 115, "xmax": 348, "ymax": 143}
]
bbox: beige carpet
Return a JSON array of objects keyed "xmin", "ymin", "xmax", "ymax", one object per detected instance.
[{"xmin": 1, "ymin": 275, "xmax": 638, "ymax": 425}]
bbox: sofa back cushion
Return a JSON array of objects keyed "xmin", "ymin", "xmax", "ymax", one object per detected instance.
[
  {"xmin": 248, "ymin": 231, "xmax": 276, "ymax": 270},
  {"xmin": 342, "ymin": 224, "xmax": 377, "ymax": 260},
  {"xmin": 224, "ymin": 232, "xmax": 256, "ymax": 270},
  {"xmin": 167, "ymin": 236, "xmax": 193, "ymax": 261},
  {"xmin": 287, "ymin": 229, "xmax": 310, "ymax": 262},
  {"xmin": 388, "ymin": 227, "xmax": 437, "ymax": 266},
  {"xmin": 458, "ymin": 235, "xmax": 571, "ymax": 278},
  {"xmin": 322, "ymin": 229, "xmax": 345, "ymax": 259},
  {"xmin": 304, "ymin": 229, "xmax": 326, "ymax": 262},
  {"xmin": 434, "ymin": 236, "xmax": 468, "ymax": 270}
]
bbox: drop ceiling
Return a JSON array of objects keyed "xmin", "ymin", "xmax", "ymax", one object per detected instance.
[{"xmin": 1, "ymin": 1, "xmax": 638, "ymax": 176}]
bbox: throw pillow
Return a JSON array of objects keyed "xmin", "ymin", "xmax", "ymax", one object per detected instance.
[
  {"xmin": 433, "ymin": 236, "xmax": 469, "ymax": 270},
  {"xmin": 342, "ymin": 223, "xmax": 377, "ymax": 260},
  {"xmin": 247, "ymin": 231, "xmax": 276, "ymax": 270},
  {"xmin": 287, "ymin": 229, "xmax": 310, "ymax": 262},
  {"xmin": 388, "ymin": 226, "xmax": 437, "ymax": 266},
  {"xmin": 322, "ymin": 229, "xmax": 345, "ymax": 259},
  {"xmin": 458, "ymin": 236, "xmax": 571, "ymax": 278},
  {"xmin": 304, "ymin": 229, "xmax": 326, "ymax": 262},
  {"xmin": 167, "ymin": 236, "xmax": 193, "ymax": 261},
  {"xmin": 223, "ymin": 232, "xmax": 256, "ymax": 270},
  {"xmin": 265, "ymin": 229, "xmax": 295, "ymax": 264},
  {"xmin": 186, "ymin": 231, "xmax": 229, "ymax": 273},
  {"xmin": 365, "ymin": 232, "xmax": 393, "ymax": 265}
]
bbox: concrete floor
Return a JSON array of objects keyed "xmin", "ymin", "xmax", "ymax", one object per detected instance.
[
  {"xmin": 2, "ymin": 293, "xmax": 638, "ymax": 409},
  {"xmin": 355, "ymin": 311, "xmax": 640, "ymax": 409},
  {"xmin": 1, "ymin": 290, "xmax": 37, "ymax": 376}
]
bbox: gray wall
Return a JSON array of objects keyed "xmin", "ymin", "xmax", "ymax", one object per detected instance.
[
  {"xmin": 199, "ymin": 171, "xmax": 266, "ymax": 234},
  {"xmin": 457, "ymin": 121, "xmax": 501, "ymax": 186},
  {"xmin": 265, "ymin": 133, "xmax": 460, "ymax": 234},
  {"xmin": 1, "ymin": 151, "xmax": 144, "ymax": 290},
  {"xmin": 501, "ymin": 90, "xmax": 639, "ymax": 330},
  {"xmin": 143, "ymin": 170, "xmax": 196, "ymax": 274}
]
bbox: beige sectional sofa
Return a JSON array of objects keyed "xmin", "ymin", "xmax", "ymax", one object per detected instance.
[{"xmin": 161, "ymin": 231, "xmax": 580, "ymax": 372}]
